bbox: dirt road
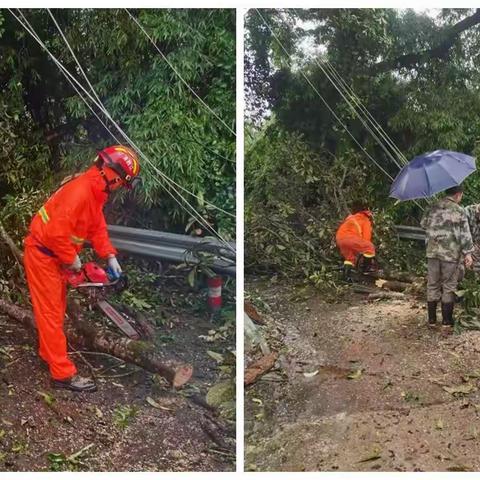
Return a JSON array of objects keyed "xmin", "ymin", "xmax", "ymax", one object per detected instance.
[{"xmin": 245, "ymin": 278, "xmax": 480, "ymax": 472}]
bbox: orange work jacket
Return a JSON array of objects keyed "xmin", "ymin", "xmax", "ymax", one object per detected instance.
[
  {"xmin": 336, "ymin": 211, "xmax": 373, "ymax": 242},
  {"xmin": 25, "ymin": 166, "xmax": 117, "ymax": 264}
]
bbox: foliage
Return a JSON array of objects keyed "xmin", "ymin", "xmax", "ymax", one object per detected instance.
[
  {"xmin": 47, "ymin": 452, "xmax": 79, "ymax": 472},
  {"xmin": 457, "ymin": 271, "xmax": 480, "ymax": 330},
  {"xmin": 245, "ymin": 9, "xmax": 480, "ymax": 281},
  {"xmin": 111, "ymin": 256, "xmax": 235, "ymax": 325},
  {"xmin": 114, "ymin": 259, "xmax": 163, "ymax": 313},
  {"xmin": 246, "ymin": 124, "xmax": 428, "ymax": 282},
  {"xmin": 47, "ymin": 445, "xmax": 93, "ymax": 472},
  {"xmin": 180, "ymin": 244, "xmax": 226, "ymax": 289},
  {"xmin": 113, "ymin": 404, "xmax": 138, "ymax": 429},
  {"xmin": 0, "ymin": 8, "xmax": 235, "ymax": 240}
]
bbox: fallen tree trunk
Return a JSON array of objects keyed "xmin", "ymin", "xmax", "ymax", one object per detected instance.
[
  {"xmin": 352, "ymin": 285, "xmax": 376, "ymax": 294},
  {"xmin": 0, "ymin": 298, "xmax": 193, "ymax": 388},
  {"xmin": 368, "ymin": 269, "xmax": 423, "ymax": 284},
  {"xmin": 367, "ymin": 291, "xmax": 405, "ymax": 300}
]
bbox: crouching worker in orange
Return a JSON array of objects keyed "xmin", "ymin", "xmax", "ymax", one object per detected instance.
[
  {"xmin": 23, "ymin": 146, "xmax": 141, "ymax": 392},
  {"xmin": 336, "ymin": 203, "xmax": 376, "ymax": 282}
]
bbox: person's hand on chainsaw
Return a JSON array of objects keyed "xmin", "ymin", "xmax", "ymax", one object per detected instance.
[
  {"xmin": 69, "ymin": 255, "xmax": 82, "ymax": 272},
  {"xmin": 107, "ymin": 255, "xmax": 122, "ymax": 279}
]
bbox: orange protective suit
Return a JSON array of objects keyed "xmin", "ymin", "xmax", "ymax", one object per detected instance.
[
  {"xmin": 335, "ymin": 211, "xmax": 375, "ymax": 265},
  {"xmin": 23, "ymin": 166, "xmax": 117, "ymax": 380}
]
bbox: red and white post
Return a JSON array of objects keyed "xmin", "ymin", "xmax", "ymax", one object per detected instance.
[{"xmin": 207, "ymin": 275, "xmax": 222, "ymax": 314}]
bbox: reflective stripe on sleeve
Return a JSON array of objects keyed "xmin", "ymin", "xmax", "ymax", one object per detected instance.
[
  {"xmin": 70, "ymin": 235, "xmax": 84, "ymax": 245},
  {"xmin": 38, "ymin": 206, "xmax": 50, "ymax": 224}
]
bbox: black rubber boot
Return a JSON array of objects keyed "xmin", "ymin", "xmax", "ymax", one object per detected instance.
[
  {"xmin": 356, "ymin": 255, "xmax": 378, "ymax": 274},
  {"xmin": 441, "ymin": 302, "xmax": 454, "ymax": 336},
  {"xmin": 361, "ymin": 256, "xmax": 373, "ymax": 272},
  {"xmin": 343, "ymin": 264, "xmax": 353, "ymax": 283},
  {"xmin": 454, "ymin": 292, "xmax": 463, "ymax": 304},
  {"xmin": 427, "ymin": 301, "xmax": 437, "ymax": 327},
  {"xmin": 52, "ymin": 374, "xmax": 97, "ymax": 393}
]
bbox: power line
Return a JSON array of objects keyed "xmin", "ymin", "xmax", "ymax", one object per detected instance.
[
  {"xmin": 284, "ymin": 9, "xmax": 405, "ymax": 172},
  {"xmin": 287, "ymin": 8, "xmax": 426, "ymax": 210},
  {"xmin": 293, "ymin": 8, "xmax": 410, "ymax": 167},
  {"xmin": 47, "ymin": 9, "xmax": 105, "ymax": 112},
  {"xmin": 11, "ymin": 9, "xmax": 235, "ymax": 252},
  {"xmin": 125, "ymin": 9, "xmax": 236, "ymax": 138},
  {"xmin": 45, "ymin": 8, "xmax": 235, "ymax": 220},
  {"xmin": 256, "ymin": 9, "xmax": 395, "ymax": 182},
  {"xmin": 259, "ymin": 9, "xmax": 425, "ymax": 210}
]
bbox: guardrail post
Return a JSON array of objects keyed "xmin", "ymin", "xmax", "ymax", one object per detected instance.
[{"xmin": 207, "ymin": 275, "xmax": 223, "ymax": 315}]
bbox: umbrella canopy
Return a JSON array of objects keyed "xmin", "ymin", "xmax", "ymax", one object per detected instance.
[{"xmin": 389, "ymin": 150, "xmax": 476, "ymax": 201}]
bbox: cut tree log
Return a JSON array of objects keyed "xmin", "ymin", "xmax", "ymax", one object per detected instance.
[
  {"xmin": 0, "ymin": 298, "xmax": 193, "ymax": 388},
  {"xmin": 244, "ymin": 352, "xmax": 278, "ymax": 386},
  {"xmin": 352, "ymin": 285, "xmax": 376, "ymax": 294},
  {"xmin": 376, "ymin": 280, "xmax": 411, "ymax": 292}
]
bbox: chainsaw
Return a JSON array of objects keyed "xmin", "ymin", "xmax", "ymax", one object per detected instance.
[{"xmin": 64, "ymin": 262, "xmax": 140, "ymax": 340}]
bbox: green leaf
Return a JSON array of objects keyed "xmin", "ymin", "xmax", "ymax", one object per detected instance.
[
  {"xmin": 207, "ymin": 350, "xmax": 224, "ymax": 363},
  {"xmin": 347, "ymin": 369, "xmax": 363, "ymax": 380},
  {"xmin": 187, "ymin": 268, "xmax": 197, "ymax": 288},
  {"xmin": 37, "ymin": 391, "xmax": 56, "ymax": 407}
]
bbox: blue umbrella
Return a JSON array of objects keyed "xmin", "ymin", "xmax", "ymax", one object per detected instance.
[{"xmin": 389, "ymin": 150, "xmax": 476, "ymax": 201}]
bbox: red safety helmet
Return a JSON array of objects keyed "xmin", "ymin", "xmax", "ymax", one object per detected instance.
[{"xmin": 97, "ymin": 145, "xmax": 141, "ymax": 190}]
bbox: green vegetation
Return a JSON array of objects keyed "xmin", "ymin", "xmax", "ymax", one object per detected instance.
[
  {"xmin": 245, "ymin": 9, "xmax": 480, "ymax": 289},
  {"xmin": 113, "ymin": 404, "xmax": 138, "ymax": 429},
  {"xmin": 0, "ymin": 8, "xmax": 235, "ymax": 278}
]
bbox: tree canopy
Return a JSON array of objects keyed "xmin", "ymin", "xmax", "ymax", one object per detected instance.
[
  {"xmin": 0, "ymin": 8, "xmax": 235, "ymax": 237},
  {"xmin": 245, "ymin": 8, "xmax": 480, "ymax": 277}
]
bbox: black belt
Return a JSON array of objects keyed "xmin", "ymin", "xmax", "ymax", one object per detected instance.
[
  {"xmin": 36, "ymin": 245, "xmax": 57, "ymax": 258},
  {"xmin": 28, "ymin": 232, "xmax": 57, "ymax": 258}
]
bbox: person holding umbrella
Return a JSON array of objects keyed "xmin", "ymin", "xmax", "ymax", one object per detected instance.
[
  {"xmin": 390, "ymin": 150, "xmax": 476, "ymax": 334},
  {"xmin": 420, "ymin": 185, "xmax": 473, "ymax": 334}
]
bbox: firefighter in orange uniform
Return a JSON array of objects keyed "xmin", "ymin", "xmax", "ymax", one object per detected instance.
[
  {"xmin": 23, "ymin": 145, "xmax": 141, "ymax": 392},
  {"xmin": 336, "ymin": 202, "xmax": 376, "ymax": 282}
]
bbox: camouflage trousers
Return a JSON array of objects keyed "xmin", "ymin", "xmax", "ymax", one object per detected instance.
[{"xmin": 427, "ymin": 258, "xmax": 463, "ymax": 303}]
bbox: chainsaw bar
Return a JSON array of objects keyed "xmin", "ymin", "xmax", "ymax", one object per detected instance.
[
  {"xmin": 97, "ymin": 300, "xmax": 140, "ymax": 340},
  {"xmin": 75, "ymin": 277, "xmax": 122, "ymax": 288},
  {"xmin": 76, "ymin": 282, "xmax": 112, "ymax": 288}
]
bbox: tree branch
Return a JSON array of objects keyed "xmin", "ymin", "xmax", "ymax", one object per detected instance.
[
  {"xmin": 0, "ymin": 221, "xmax": 24, "ymax": 265},
  {"xmin": 374, "ymin": 9, "xmax": 480, "ymax": 73}
]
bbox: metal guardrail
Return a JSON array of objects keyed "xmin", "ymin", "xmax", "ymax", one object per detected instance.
[
  {"xmin": 395, "ymin": 225, "xmax": 426, "ymax": 241},
  {"xmin": 107, "ymin": 225, "xmax": 236, "ymax": 276}
]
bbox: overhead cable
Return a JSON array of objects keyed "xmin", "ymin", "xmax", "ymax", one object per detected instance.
[
  {"xmin": 125, "ymin": 8, "xmax": 236, "ymax": 138},
  {"xmin": 11, "ymin": 9, "xmax": 235, "ymax": 253},
  {"xmin": 45, "ymin": 8, "xmax": 235, "ymax": 219},
  {"xmin": 256, "ymin": 9, "xmax": 395, "ymax": 182},
  {"xmin": 284, "ymin": 9, "xmax": 405, "ymax": 172},
  {"xmin": 292, "ymin": 10, "xmax": 409, "ymax": 167},
  {"xmin": 291, "ymin": 9, "xmax": 410, "ymax": 167}
]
